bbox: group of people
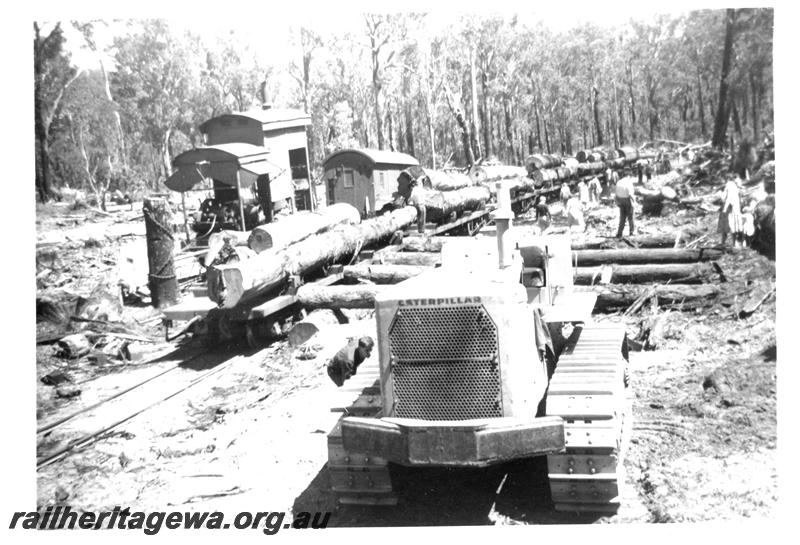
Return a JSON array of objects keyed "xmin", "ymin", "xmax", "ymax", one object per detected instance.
[
  {"xmin": 535, "ymin": 167, "xmax": 636, "ymax": 238},
  {"xmin": 536, "ymin": 167, "xmax": 622, "ymax": 235}
]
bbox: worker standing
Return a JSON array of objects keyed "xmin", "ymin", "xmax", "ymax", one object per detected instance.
[
  {"xmin": 407, "ymin": 178, "xmax": 427, "ymax": 234},
  {"xmin": 559, "ymin": 183, "xmax": 571, "ymax": 209},
  {"xmin": 578, "ymin": 180, "xmax": 589, "ymax": 206},
  {"xmin": 718, "ymin": 177, "xmax": 744, "ymax": 247},
  {"xmin": 588, "ymin": 176, "xmax": 601, "ymax": 204},
  {"xmin": 565, "ymin": 195, "xmax": 585, "ymax": 232},
  {"xmin": 615, "ymin": 175, "xmax": 636, "ymax": 238},
  {"xmin": 534, "ymin": 195, "xmax": 551, "ymax": 234}
]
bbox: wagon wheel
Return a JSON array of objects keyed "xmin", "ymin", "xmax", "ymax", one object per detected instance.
[
  {"xmin": 246, "ymin": 322, "xmax": 262, "ymax": 349},
  {"xmin": 465, "ymin": 218, "xmax": 485, "ymax": 236}
]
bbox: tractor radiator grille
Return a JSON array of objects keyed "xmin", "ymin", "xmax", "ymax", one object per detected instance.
[{"xmin": 388, "ymin": 305, "xmax": 501, "ymax": 420}]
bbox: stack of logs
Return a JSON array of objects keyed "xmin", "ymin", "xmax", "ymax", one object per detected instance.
[
  {"xmin": 294, "ymin": 231, "xmax": 725, "ymax": 311},
  {"xmin": 205, "ymin": 204, "xmax": 418, "ymax": 309},
  {"xmin": 525, "ymin": 146, "xmax": 661, "ymax": 191}
]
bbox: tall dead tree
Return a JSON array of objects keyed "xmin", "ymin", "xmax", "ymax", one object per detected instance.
[
  {"xmin": 712, "ymin": 9, "xmax": 737, "ymax": 149},
  {"xmin": 443, "ymin": 84, "xmax": 476, "ymax": 167}
]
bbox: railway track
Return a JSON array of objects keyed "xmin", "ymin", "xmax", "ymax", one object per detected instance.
[{"xmin": 36, "ymin": 348, "xmax": 245, "ymax": 469}]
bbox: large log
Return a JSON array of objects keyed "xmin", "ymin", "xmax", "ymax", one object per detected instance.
[
  {"xmin": 424, "ymin": 169, "xmax": 473, "ymax": 191},
  {"xmin": 526, "ymin": 154, "xmax": 562, "ymax": 171},
  {"xmin": 143, "ymin": 197, "xmax": 178, "ymax": 308},
  {"xmin": 419, "ymin": 185, "xmax": 491, "ymax": 224},
  {"xmin": 207, "ymin": 207, "xmax": 418, "ymax": 308},
  {"xmin": 577, "ymin": 162, "xmax": 605, "ymax": 175},
  {"xmin": 573, "ymin": 248, "xmax": 723, "ymax": 266},
  {"xmin": 570, "ymin": 232, "xmax": 698, "ymax": 250},
  {"xmin": 617, "ymin": 146, "xmax": 640, "ymax": 163},
  {"xmin": 578, "ymin": 284, "xmax": 719, "ymax": 311},
  {"xmin": 343, "ymin": 264, "xmax": 427, "ymax": 284},
  {"xmin": 295, "ymin": 284, "xmax": 383, "ymax": 310},
  {"xmin": 531, "ymin": 168, "xmax": 559, "ymax": 187},
  {"xmin": 294, "ymin": 282, "xmax": 720, "ymax": 311},
  {"xmin": 247, "ymin": 203, "xmax": 361, "ymax": 253},
  {"xmin": 574, "ymin": 263, "xmax": 720, "ymax": 285},
  {"xmin": 372, "ymin": 249, "xmax": 441, "ymax": 267}
]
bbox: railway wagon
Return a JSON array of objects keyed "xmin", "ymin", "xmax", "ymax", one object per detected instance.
[{"xmin": 322, "ymin": 149, "xmax": 419, "ymax": 217}]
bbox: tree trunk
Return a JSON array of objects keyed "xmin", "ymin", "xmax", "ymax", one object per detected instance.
[
  {"xmin": 386, "ymin": 104, "xmax": 395, "ymax": 151},
  {"xmin": 712, "ymin": 8, "xmax": 737, "ymax": 149},
  {"xmin": 343, "ymin": 263, "xmax": 427, "ymax": 284},
  {"xmin": 614, "ymin": 84, "xmax": 623, "ymax": 146},
  {"xmin": 444, "ymin": 88, "xmax": 475, "ymax": 167},
  {"xmin": 592, "ymin": 85, "xmax": 603, "ymax": 146},
  {"xmin": 292, "ymin": 283, "xmax": 720, "ymax": 312},
  {"xmin": 574, "ymin": 262, "xmax": 720, "ymax": 285},
  {"xmin": 371, "ymin": 249, "xmax": 441, "ymax": 267},
  {"xmin": 626, "ymin": 61, "xmax": 637, "ymax": 142},
  {"xmin": 161, "ymin": 127, "xmax": 173, "ymax": 180},
  {"xmin": 207, "ymin": 207, "xmax": 418, "ymax": 309},
  {"xmin": 481, "ymin": 64, "xmax": 491, "ymax": 157},
  {"xmin": 696, "ymin": 67, "xmax": 707, "ymax": 138},
  {"xmin": 372, "ymin": 47, "xmax": 384, "ymax": 150},
  {"xmin": 732, "ymin": 98, "xmax": 742, "ymax": 137},
  {"xmin": 295, "ymin": 284, "xmax": 384, "ymax": 310},
  {"xmin": 248, "ymin": 203, "xmax": 361, "ymax": 253},
  {"xmin": 417, "ymin": 185, "xmax": 490, "ymax": 224},
  {"xmin": 578, "ymin": 284, "xmax": 719, "ymax": 311},
  {"xmin": 144, "ymin": 198, "xmax": 178, "ymax": 308},
  {"xmin": 750, "ymin": 69, "xmax": 762, "ymax": 141},
  {"xmin": 404, "ymin": 92, "xmax": 415, "ymax": 157},
  {"xmin": 424, "ymin": 169, "xmax": 473, "ymax": 191},
  {"xmin": 572, "ymin": 248, "xmax": 723, "ymax": 266},
  {"xmin": 570, "ymin": 231, "xmax": 701, "ymax": 250},
  {"xmin": 470, "ymin": 46, "xmax": 482, "ymax": 160}
]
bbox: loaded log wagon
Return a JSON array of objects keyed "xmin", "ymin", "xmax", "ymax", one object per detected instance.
[{"xmin": 165, "ymin": 106, "xmax": 316, "ymax": 240}]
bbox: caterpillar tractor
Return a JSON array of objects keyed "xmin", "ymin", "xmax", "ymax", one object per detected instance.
[{"xmin": 327, "ymin": 185, "xmax": 630, "ymax": 513}]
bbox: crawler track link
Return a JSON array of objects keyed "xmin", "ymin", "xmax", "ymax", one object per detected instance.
[
  {"xmin": 327, "ymin": 380, "xmax": 397, "ymax": 506},
  {"xmin": 545, "ymin": 324, "xmax": 630, "ymax": 513}
]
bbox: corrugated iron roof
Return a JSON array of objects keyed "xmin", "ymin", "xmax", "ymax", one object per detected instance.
[
  {"xmin": 323, "ymin": 148, "xmax": 420, "ymax": 167},
  {"xmin": 199, "ymin": 108, "xmax": 311, "ymax": 133}
]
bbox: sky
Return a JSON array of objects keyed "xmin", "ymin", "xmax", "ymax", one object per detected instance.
[{"xmin": 52, "ymin": 1, "xmax": 769, "ymax": 72}]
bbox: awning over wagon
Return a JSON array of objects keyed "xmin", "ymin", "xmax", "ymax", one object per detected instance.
[{"xmin": 165, "ymin": 143, "xmax": 291, "ymax": 200}]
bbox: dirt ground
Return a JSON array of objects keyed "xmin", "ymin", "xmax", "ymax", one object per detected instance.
[{"xmin": 31, "ymin": 187, "xmax": 778, "ymax": 527}]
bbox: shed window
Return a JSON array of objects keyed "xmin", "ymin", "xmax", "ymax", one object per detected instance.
[{"xmin": 343, "ymin": 170, "xmax": 355, "ymax": 188}]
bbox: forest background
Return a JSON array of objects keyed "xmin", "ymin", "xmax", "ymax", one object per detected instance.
[{"xmin": 32, "ymin": 6, "xmax": 774, "ymax": 207}]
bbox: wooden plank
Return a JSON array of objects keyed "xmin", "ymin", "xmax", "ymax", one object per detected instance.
[{"xmin": 161, "ymin": 297, "xmax": 217, "ymax": 321}]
